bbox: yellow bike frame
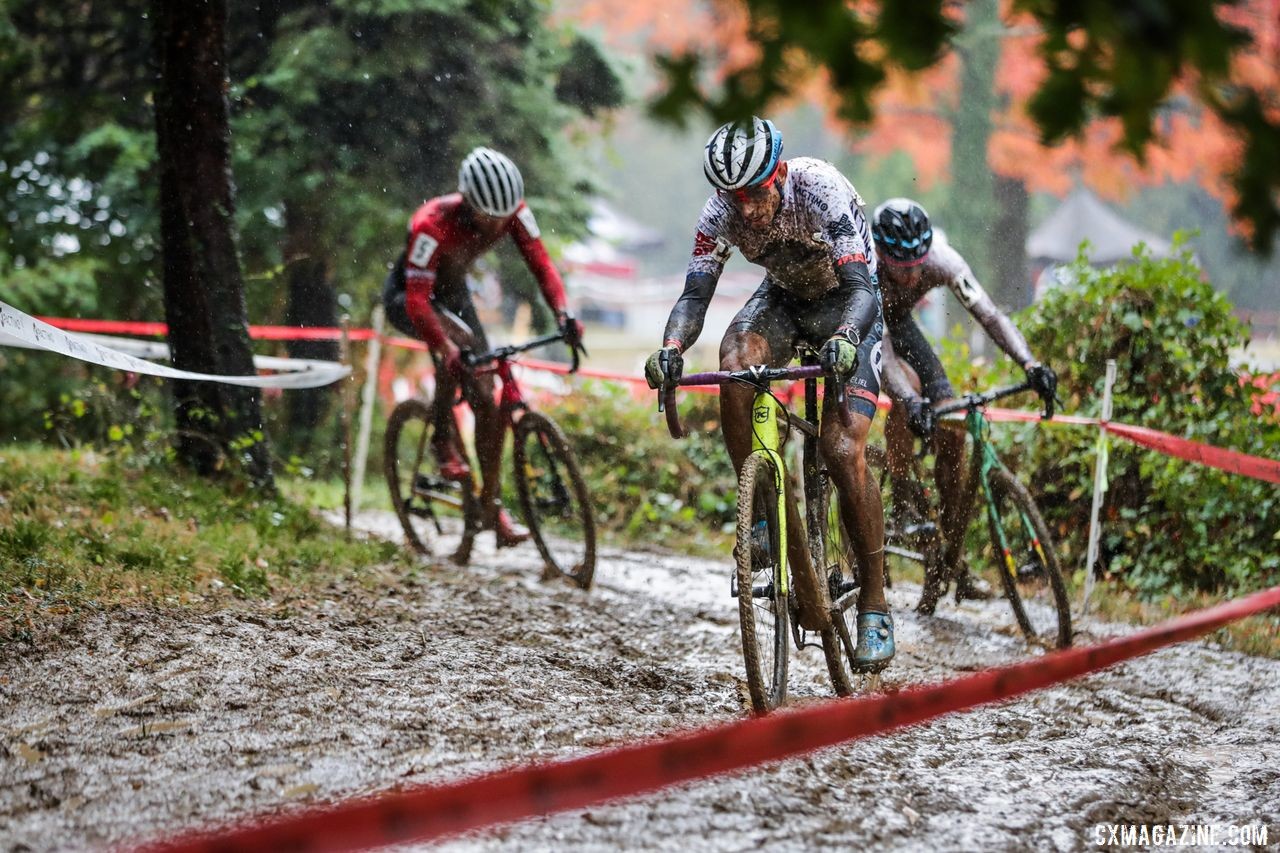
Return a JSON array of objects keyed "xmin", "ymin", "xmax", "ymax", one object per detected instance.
[{"xmin": 747, "ymin": 391, "xmax": 789, "ymax": 596}]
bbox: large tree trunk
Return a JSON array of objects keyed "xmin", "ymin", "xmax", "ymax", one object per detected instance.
[
  {"xmin": 942, "ymin": 0, "xmax": 1000, "ymax": 356},
  {"xmin": 992, "ymin": 174, "xmax": 1032, "ymax": 309},
  {"xmin": 152, "ymin": 0, "xmax": 274, "ymax": 488},
  {"xmin": 283, "ymin": 202, "xmax": 339, "ymax": 450}
]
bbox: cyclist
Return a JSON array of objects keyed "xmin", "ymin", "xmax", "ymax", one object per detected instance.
[
  {"xmin": 871, "ymin": 197, "xmax": 1057, "ymax": 613},
  {"xmin": 645, "ymin": 117, "xmax": 893, "ymax": 673},
  {"xmin": 383, "ymin": 146, "xmax": 584, "ymax": 547}
]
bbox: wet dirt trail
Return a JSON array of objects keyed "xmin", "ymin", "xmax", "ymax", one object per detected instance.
[{"xmin": 3, "ymin": 513, "xmax": 1277, "ymax": 851}]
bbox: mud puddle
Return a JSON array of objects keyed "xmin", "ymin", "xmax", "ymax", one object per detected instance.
[{"xmin": 2, "ymin": 512, "xmax": 1277, "ymax": 851}]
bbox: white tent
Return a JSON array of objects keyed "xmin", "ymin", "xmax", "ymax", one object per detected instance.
[{"xmin": 1026, "ymin": 188, "xmax": 1171, "ymax": 266}]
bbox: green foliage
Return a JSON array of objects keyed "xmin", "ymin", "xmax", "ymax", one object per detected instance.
[
  {"xmin": 541, "ymin": 381, "xmax": 735, "ymax": 548},
  {"xmin": 649, "ymin": 0, "xmax": 1279, "ymax": 251},
  {"xmin": 0, "ymin": 445, "xmax": 407, "ymax": 611},
  {"xmin": 956, "ymin": 241, "xmax": 1280, "ymax": 596},
  {"xmin": 651, "ymin": 0, "xmax": 954, "ymax": 127}
]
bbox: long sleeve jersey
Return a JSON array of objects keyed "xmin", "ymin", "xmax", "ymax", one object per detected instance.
[
  {"xmin": 663, "ymin": 157, "xmax": 879, "ymax": 350},
  {"xmin": 402, "ymin": 193, "xmax": 566, "ymax": 351}
]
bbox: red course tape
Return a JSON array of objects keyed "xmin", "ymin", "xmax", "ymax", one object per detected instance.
[
  {"xmin": 984, "ymin": 407, "xmax": 1280, "ymax": 485},
  {"xmin": 33, "ymin": 315, "xmax": 1279, "ymax": 483},
  {"xmin": 134, "ymin": 586, "xmax": 1280, "ymax": 853}
]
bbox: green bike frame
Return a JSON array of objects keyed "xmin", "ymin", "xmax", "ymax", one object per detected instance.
[
  {"xmin": 748, "ymin": 392, "xmax": 790, "ymax": 597},
  {"xmin": 967, "ymin": 408, "xmax": 1051, "ymax": 580}
]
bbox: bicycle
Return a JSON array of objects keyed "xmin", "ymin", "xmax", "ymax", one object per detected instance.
[
  {"xmin": 869, "ymin": 382, "xmax": 1072, "ymax": 649},
  {"xmin": 659, "ymin": 351, "xmax": 863, "ymax": 714},
  {"xmin": 384, "ymin": 322, "xmax": 596, "ymax": 589}
]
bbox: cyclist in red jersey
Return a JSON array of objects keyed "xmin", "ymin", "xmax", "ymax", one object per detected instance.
[{"xmin": 383, "ymin": 147, "xmax": 584, "ymax": 547}]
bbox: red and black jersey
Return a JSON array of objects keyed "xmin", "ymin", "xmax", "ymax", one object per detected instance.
[{"xmin": 401, "ymin": 193, "xmax": 567, "ymax": 351}]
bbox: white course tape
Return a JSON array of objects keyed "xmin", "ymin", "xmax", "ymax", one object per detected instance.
[{"xmin": 0, "ymin": 300, "xmax": 350, "ymax": 389}]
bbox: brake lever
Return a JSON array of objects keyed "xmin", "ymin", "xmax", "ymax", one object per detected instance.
[{"xmin": 1043, "ymin": 391, "xmax": 1062, "ymax": 421}]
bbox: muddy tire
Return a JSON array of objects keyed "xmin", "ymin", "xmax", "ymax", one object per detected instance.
[
  {"xmin": 810, "ymin": 472, "xmax": 854, "ymax": 697},
  {"xmin": 736, "ymin": 453, "xmax": 790, "ymax": 714},
  {"xmin": 512, "ymin": 411, "xmax": 596, "ymax": 589},
  {"xmin": 384, "ymin": 397, "xmax": 477, "ymax": 558},
  {"xmin": 982, "ymin": 468, "xmax": 1072, "ymax": 649}
]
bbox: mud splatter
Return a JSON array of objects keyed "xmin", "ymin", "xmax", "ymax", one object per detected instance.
[{"xmin": 2, "ymin": 512, "xmax": 1277, "ymax": 851}]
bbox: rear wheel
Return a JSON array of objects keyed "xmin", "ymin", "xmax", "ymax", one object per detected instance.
[
  {"xmin": 981, "ymin": 468, "xmax": 1072, "ymax": 649},
  {"xmin": 810, "ymin": 471, "xmax": 854, "ymax": 697},
  {"xmin": 384, "ymin": 397, "xmax": 476, "ymax": 558},
  {"xmin": 736, "ymin": 453, "xmax": 790, "ymax": 714},
  {"xmin": 512, "ymin": 411, "xmax": 596, "ymax": 589}
]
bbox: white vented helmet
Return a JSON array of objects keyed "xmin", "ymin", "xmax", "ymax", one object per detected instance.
[
  {"xmin": 702, "ymin": 117, "xmax": 784, "ymax": 192},
  {"xmin": 458, "ymin": 147, "xmax": 524, "ymax": 218}
]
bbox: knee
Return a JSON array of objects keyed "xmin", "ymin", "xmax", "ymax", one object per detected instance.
[
  {"xmin": 821, "ymin": 417, "xmax": 872, "ymax": 469},
  {"xmin": 719, "ymin": 331, "xmax": 770, "ymax": 371}
]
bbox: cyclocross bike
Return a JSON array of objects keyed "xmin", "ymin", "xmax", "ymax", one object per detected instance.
[
  {"xmin": 659, "ymin": 351, "xmax": 862, "ymax": 714},
  {"xmin": 869, "ymin": 382, "xmax": 1072, "ymax": 648},
  {"xmin": 384, "ymin": 323, "xmax": 596, "ymax": 589}
]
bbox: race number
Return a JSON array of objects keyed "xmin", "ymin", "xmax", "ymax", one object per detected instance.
[{"xmin": 408, "ymin": 233, "xmax": 439, "ymax": 268}]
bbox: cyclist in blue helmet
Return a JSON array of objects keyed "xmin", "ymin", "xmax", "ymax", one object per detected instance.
[{"xmin": 872, "ymin": 198, "xmax": 1057, "ymax": 613}]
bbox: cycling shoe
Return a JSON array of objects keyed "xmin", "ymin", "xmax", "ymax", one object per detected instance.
[{"xmin": 852, "ymin": 611, "xmax": 895, "ymax": 673}]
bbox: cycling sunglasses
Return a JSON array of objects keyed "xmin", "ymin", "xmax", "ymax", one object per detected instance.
[{"xmin": 718, "ymin": 164, "xmax": 782, "ymax": 204}]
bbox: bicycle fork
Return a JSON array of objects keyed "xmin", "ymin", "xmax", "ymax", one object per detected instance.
[{"xmin": 738, "ymin": 392, "xmax": 789, "ymax": 600}]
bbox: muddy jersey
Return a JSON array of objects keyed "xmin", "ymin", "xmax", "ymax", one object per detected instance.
[
  {"xmin": 878, "ymin": 239, "xmax": 1034, "ymax": 400},
  {"xmin": 399, "ymin": 193, "xmax": 566, "ymax": 351},
  {"xmin": 879, "ymin": 240, "xmax": 985, "ymax": 323},
  {"xmin": 686, "ymin": 157, "xmax": 877, "ymax": 300}
]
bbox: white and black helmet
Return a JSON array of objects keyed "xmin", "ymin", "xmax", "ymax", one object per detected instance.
[
  {"xmin": 702, "ymin": 117, "xmax": 784, "ymax": 191},
  {"xmin": 458, "ymin": 146, "xmax": 524, "ymax": 218}
]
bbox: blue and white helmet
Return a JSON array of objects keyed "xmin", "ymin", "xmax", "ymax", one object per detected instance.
[
  {"xmin": 458, "ymin": 147, "xmax": 524, "ymax": 218},
  {"xmin": 702, "ymin": 117, "xmax": 784, "ymax": 191}
]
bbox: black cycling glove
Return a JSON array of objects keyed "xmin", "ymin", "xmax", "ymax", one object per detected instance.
[
  {"xmin": 1025, "ymin": 361, "xmax": 1057, "ymax": 403},
  {"xmin": 905, "ymin": 397, "xmax": 935, "ymax": 438}
]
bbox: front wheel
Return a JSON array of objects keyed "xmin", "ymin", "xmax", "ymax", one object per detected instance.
[
  {"xmin": 982, "ymin": 468, "xmax": 1072, "ymax": 649},
  {"xmin": 736, "ymin": 453, "xmax": 790, "ymax": 714},
  {"xmin": 384, "ymin": 397, "xmax": 477, "ymax": 559},
  {"xmin": 511, "ymin": 411, "xmax": 597, "ymax": 589}
]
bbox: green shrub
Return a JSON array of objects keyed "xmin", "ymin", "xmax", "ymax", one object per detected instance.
[
  {"xmin": 970, "ymin": 239, "xmax": 1279, "ymax": 596},
  {"xmin": 541, "ymin": 380, "xmax": 736, "ymax": 548}
]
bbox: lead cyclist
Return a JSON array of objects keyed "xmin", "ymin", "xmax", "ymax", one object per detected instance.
[{"xmin": 644, "ymin": 117, "xmax": 893, "ymax": 673}]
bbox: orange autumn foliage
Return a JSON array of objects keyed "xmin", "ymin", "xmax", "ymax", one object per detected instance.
[{"xmin": 559, "ymin": 0, "xmax": 1278, "ymax": 213}]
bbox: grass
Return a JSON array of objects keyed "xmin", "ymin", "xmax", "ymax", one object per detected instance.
[
  {"xmin": 0, "ymin": 445, "xmax": 412, "ymax": 640},
  {"xmin": 1079, "ymin": 576, "xmax": 1280, "ymax": 659}
]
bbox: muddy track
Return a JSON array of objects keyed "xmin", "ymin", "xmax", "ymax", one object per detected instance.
[{"xmin": 2, "ymin": 513, "xmax": 1277, "ymax": 851}]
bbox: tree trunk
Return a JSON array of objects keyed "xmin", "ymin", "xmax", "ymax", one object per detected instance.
[
  {"xmin": 283, "ymin": 204, "xmax": 339, "ymax": 451},
  {"xmin": 152, "ymin": 0, "xmax": 274, "ymax": 488},
  {"xmin": 992, "ymin": 174, "xmax": 1032, "ymax": 309}
]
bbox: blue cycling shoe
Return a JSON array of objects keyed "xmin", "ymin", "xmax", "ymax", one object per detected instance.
[{"xmin": 852, "ymin": 610, "xmax": 895, "ymax": 673}]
